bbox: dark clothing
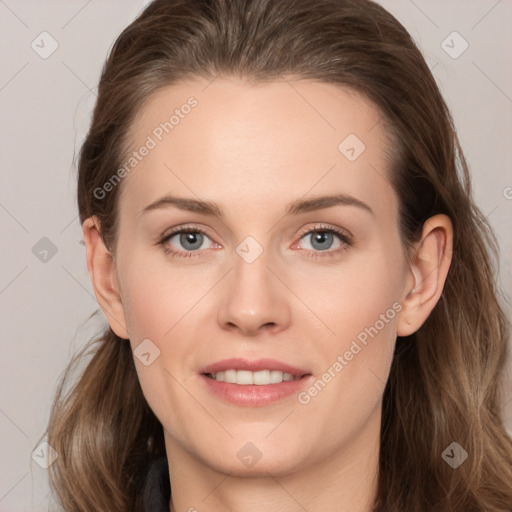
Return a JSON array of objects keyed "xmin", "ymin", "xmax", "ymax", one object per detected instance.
[{"xmin": 142, "ymin": 456, "xmax": 171, "ymax": 512}]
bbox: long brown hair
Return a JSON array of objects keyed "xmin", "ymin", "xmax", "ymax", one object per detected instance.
[{"xmin": 45, "ymin": 0, "xmax": 512, "ymax": 510}]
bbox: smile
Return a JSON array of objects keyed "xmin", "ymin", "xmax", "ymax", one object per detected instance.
[{"xmin": 205, "ymin": 369, "xmax": 304, "ymax": 384}]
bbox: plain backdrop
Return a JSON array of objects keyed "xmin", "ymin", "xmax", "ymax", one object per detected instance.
[{"xmin": 1, "ymin": 0, "xmax": 511, "ymax": 510}]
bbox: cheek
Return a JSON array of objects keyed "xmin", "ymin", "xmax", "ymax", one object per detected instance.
[
  {"xmin": 296, "ymin": 246, "xmax": 403, "ymax": 409},
  {"xmin": 302, "ymin": 247, "xmax": 404, "ymax": 344},
  {"xmin": 117, "ymin": 253, "xmax": 206, "ymax": 414},
  {"xmin": 318, "ymin": 272, "xmax": 399, "ymax": 395},
  {"xmin": 295, "ymin": 279, "xmax": 399, "ymax": 453},
  {"xmin": 117, "ymin": 247, "xmax": 206, "ymax": 342}
]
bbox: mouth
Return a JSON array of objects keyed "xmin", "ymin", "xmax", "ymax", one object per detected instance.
[
  {"xmin": 199, "ymin": 357, "xmax": 311, "ymax": 384},
  {"xmin": 203, "ymin": 369, "xmax": 308, "ymax": 384},
  {"xmin": 198, "ymin": 358, "xmax": 313, "ymax": 406}
]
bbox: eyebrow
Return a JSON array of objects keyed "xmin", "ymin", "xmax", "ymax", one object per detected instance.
[{"xmin": 140, "ymin": 193, "xmax": 374, "ymax": 218}]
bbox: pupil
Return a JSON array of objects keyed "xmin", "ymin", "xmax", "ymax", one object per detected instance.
[
  {"xmin": 181, "ymin": 232, "xmax": 202, "ymax": 250},
  {"xmin": 312, "ymin": 232, "xmax": 333, "ymax": 251}
]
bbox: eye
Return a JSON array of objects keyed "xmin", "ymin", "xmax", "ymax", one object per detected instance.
[
  {"xmin": 294, "ymin": 224, "xmax": 352, "ymax": 259},
  {"xmin": 159, "ymin": 225, "xmax": 217, "ymax": 259}
]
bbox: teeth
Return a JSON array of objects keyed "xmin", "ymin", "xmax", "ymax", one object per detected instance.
[{"xmin": 209, "ymin": 369, "xmax": 300, "ymax": 385}]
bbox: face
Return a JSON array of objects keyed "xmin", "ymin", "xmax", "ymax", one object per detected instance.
[{"xmin": 111, "ymin": 77, "xmax": 412, "ymax": 476}]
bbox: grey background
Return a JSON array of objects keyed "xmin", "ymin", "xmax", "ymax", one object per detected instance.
[{"xmin": 1, "ymin": 0, "xmax": 511, "ymax": 509}]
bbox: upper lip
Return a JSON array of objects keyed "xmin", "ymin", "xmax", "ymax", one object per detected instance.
[{"xmin": 199, "ymin": 358, "xmax": 311, "ymax": 377}]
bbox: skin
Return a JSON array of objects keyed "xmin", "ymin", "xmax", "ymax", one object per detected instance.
[{"xmin": 83, "ymin": 76, "xmax": 453, "ymax": 512}]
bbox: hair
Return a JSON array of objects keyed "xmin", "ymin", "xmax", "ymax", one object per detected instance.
[{"xmin": 44, "ymin": 0, "xmax": 512, "ymax": 510}]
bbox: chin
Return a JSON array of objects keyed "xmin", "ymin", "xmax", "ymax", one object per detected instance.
[{"xmin": 198, "ymin": 440, "xmax": 310, "ymax": 477}]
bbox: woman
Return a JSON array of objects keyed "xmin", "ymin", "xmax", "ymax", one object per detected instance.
[{"xmin": 45, "ymin": 0, "xmax": 512, "ymax": 510}]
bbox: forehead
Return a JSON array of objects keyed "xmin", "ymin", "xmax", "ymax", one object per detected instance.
[{"xmin": 119, "ymin": 76, "xmax": 396, "ymax": 222}]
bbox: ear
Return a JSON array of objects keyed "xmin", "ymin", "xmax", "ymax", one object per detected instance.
[
  {"xmin": 396, "ymin": 214, "xmax": 453, "ymax": 336},
  {"xmin": 82, "ymin": 216, "xmax": 129, "ymax": 339}
]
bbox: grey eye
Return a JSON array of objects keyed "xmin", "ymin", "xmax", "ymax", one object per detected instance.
[
  {"xmin": 168, "ymin": 231, "xmax": 209, "ymax": 251},
  {"xmin": 300, "ymin": 231, "xmax": 343, "ymax": 251}
]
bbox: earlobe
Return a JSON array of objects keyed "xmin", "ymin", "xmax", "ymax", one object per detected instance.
[
  {"xmin": 82, "ymin": 216, "xmax": 129, "ymax": 339},
  {"xmin": 397, "ymin": 214, "xmax": 453, "ymax": 337}
]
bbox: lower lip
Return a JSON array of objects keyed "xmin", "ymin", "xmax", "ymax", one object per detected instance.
[{"xmin": 200, "ymin": 374, "xmax": 314, "ymax": 407}]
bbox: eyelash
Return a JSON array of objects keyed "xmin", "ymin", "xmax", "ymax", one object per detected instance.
[{"xmin": 158, "ymin": 223, "xmax": 353, "ymax": 260}]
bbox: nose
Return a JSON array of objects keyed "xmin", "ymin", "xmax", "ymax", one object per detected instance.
[{"xmin": 216, "ymin": 247, "xmax": 292, "ymax": 336}]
